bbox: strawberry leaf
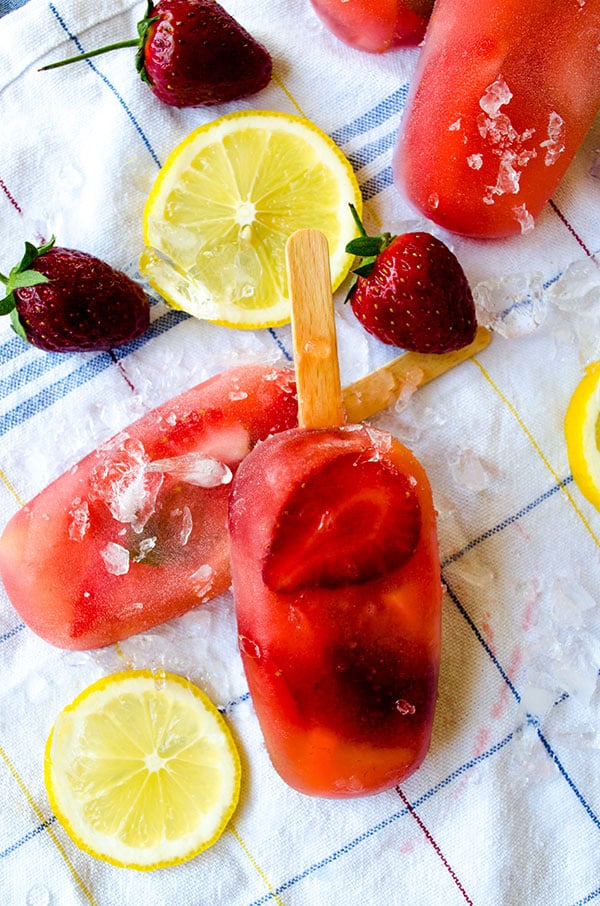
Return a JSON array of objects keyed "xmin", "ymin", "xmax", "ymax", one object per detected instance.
[
  {"xmin": 0, "ymin": 237, "xmax": 52, "ymax": 323},
  {"xmin": 345, "ymin": 237, "xmax": 384, "ymax": 257},
  {"xmin": 9, "ymin": 308, "xmax": 27, "ymax": 341},
  {"xmin": 15, "ymin": 236, "xmax": 55, "ymax": 273},
  {"xmin": 9, "ymin": 271, "xmax": 50, "ymax": 290},
  {"xmin": 0, "ymin": 291, "xmax": 15, "ymax": 316},
  {"xmin": 352, "ymin": 260, "xmax": 377, "ymax": 278}
]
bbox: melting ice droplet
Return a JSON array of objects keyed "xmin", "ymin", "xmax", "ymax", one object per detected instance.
[{"xmin": 146, "ymin": 452, "xmax": 232, "ymax": 487}]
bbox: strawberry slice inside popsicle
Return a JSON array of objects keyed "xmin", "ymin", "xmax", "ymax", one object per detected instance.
[{"xmin": 264, "ymin": 451, "xmax": 421, "ymax": 592}]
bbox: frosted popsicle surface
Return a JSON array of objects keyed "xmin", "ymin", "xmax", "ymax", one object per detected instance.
[{"xmin": 395, "ymin": 0, "xmax": 600, "ymax": 237}]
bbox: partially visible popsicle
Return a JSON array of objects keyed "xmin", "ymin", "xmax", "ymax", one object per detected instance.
[
  {"xmin": 395, "ymin": 0, "xmax": 600, "ymax": 237},
  {"xmin": 309, "ymin": 0, "xmax": 434, "ymax": 52},
  {"xmin": 0, "ymin": 325, "xmax": 488, "ymax": 651},
  {"xmin": 0, "ymin": 365, "xmax": 298, "ymax": 650},
  {"xmin": 229, "ymin": 230, "xmax": 442, "ymax": 797}
]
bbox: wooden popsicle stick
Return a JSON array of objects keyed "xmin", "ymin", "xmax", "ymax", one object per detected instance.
[
  {"xmin": 342, "ymin": 325, "xmax": 491, "ymax": 423},
  {"xmin": 286, "ymin": 229, "xmax": 345, "ymax": 430}
]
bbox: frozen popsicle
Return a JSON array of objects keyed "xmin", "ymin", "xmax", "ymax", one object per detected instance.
[
  {"xmin": 0, "ymin": 365, "xmax": 298, "ymax": 650},
  {"xmin": 395, "ymin": 0, "xmax": 600, "ymax": 237},
  {"xmin": 229, "ymin": 230, "xmax": 442, "ymax": 797}
]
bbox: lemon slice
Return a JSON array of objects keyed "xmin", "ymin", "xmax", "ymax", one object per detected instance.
[
  {"xmin": 44, "ymin": 670, "xmax": 241, "ymax": 871},
  {"xmin": 565, "ymin": 360, "xmax": 600, "ymax": 510},
  {"xmin": 140, "ymin": 110, "xmax": 362, "ymax": 329}
]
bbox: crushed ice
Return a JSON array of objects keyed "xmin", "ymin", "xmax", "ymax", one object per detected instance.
[
  {"xmin": 146, "ymin": 452, "xmax": 232, "ymax": 487},
  {"xmin": 100, "ymin": 541, "xmax": 130, "ymax": 576},
  {"xmin": 449, "ymin": 449, "xmax": 490, "ymax": 492},
  {"xmin": 68, "ymin": 498, "xmax": 90, "ymax": 542},
  {"xmin": 474, "ymin": 76, "xmax": 552, "ymax": 207},
  {"xmin": 190, "ymin": 563, "xmax": 216, "ymax": 600},
  {"xmin": 479, "ymin": 75, "xmax": 513, "ymax": 116},
  {"xmin": 540, "ymin": 112, "xmax": 565, "ymax": 166},
  {"xmin": 473, "ymin": 271, "xmax": 547, "ymax": 337},
  {"xmin": 518, "ymin": 576, "xmax": 599, "ymax": 747},
  {"xmin": 89, "ymin": 436, "xmax": 163, "ymax": 533}
]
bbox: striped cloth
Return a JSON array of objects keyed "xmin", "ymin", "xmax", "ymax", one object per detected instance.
[
  {"xmin": 1, "ymin": 1, "xmax": 599, "ymax": 904},
  {"xmin": 0, "ymin": 1, "xmax": 28, "ymax": 16}
]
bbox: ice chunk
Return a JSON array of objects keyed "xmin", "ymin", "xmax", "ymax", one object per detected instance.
[
  {"xmin": 133, "ymin": 536, "xmax": 157, "ymax": 562},
  {"xmin": 546, "ymin": 258, "xmax": 600, "ymax": 313},
  {"xmin": 190, "ymin": 564, "xmax": 216, "ymax": 599},
  {"xmin": 173, "ymin": 506, "xmax": 193, "ymax": 545},
  {"xmin": 68, "ymin": 498, "xmax": 90, "ymax": 542},
  {"xmin": 458, "ymin": 559, "xmax": 495, "ymax": 589},
  {"xmin": 364, "ymin": 427, "xmax": 393, "ymax": 458},
  {"xmin": 146, "ymin": 452, "xmax": 232, "ymax": 487},
  {"xmin": 100, "ymin": 542, "xmax": 130, "ymax": 576},
  {"xmin": 512, "ymin": 203, "xmax": 535, "ymax": 234},
  {"xmin": 540, "ymin": 111, "xmax": 565, "ymax": 167},
  {"xmin": 551, "ymin": 575, "xmax": 597, "ymax": 629},
  {"xmin": 449, "ymin": 449, "xmax": 490, "ymax": 492},
  {"xmin": 89, "ymin": 436, "xmax": 163, "ymax": 532},
  {"xmin": 473, "ymin": 272, "xmax": 547, "ymax": 337},
  {"xmin": 519, "ymin": 683, "xmax": 557, "ymax": 717},
  {"xmin": 467, "ymin": 154, "xmax": 483, "ymax": 170},
  {"xmin": 393, "ymin": 367, "xmax": 424, "ymax": 412},
  {"xmin": 479, "ymin": 75, "xmax": 513, "ymax": 115}
]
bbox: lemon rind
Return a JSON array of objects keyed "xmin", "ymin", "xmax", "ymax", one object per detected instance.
[{"xmin": 565, "ymin": 360, "xmax": 600, "ymax": 511}]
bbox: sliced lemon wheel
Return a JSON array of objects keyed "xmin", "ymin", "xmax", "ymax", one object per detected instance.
[
  {"xmin": 44, "ymin": 670, "xmax": 241, "ymax": 871},
  {"xmin": 140, "ymin": 110, "xmax": 362, "ymax": 329},
  {"xmin": 565, "ymin": 360, "xmax": 600, "ymax": 510}
]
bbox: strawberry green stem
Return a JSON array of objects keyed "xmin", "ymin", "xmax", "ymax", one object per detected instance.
[
  {"xmin": 38, "ymin": 1, "xmax": 158, "ymax": 81},
  {"xmin": 344, "ymin": 205, "xmax": 396, "ymax": 301},
  {"xmin": 39, "ymin": 39, "xmax": 139, "ymax": 72},
  {"xmin": 349, "ymin": 203, "xmax": 368, "ymax": 238}
]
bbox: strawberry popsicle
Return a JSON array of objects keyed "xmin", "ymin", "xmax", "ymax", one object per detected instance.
[
  {"xmin": 0, "ymin": 365, "xmax": 298, "ymax": 650},
  {"xmin": 309, "ymin": 0, "xmax": 434, "ymax": 52},
  {"xmin": 395, "ymin": 0, "xmax": 600, "ymax": 238},
  {"xmin": 229, "ymin": 230, "xmax": 442, "ymax": 797}
]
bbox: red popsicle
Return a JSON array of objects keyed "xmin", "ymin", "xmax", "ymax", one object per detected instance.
[
  {"xmin": 0, "ymin": 365, "xmax": 298, "ymax": 650},
  {"xmin": 309, "ymin": 0, "xmax": 434, "ymax": 52},
  {"xmin": 229, "ymin": 230, "xmax": 443, "ymax": 797},
  {"xmin": 395, "ymin": 0, "xmax": 600, "ymax": 237}
]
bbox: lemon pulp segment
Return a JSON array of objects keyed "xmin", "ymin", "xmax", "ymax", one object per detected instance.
[
  {"xmin": 44, "ymin": 671, "xmax": 241, "ymax": 870},
  {"xmin": 141, "ymin": 110, "xmax": 362, "ymax": 329},
  {"xmin": 565, "ymin": 360, "xmax": 600, "ymax": 510}
]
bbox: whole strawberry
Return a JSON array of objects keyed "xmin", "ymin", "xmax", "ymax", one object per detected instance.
[
  {"xmin": 0, "ymin": 238, "xmax": 150, "ymax": 353},
  {"xmin": 345, "ymin": 205, "xmax": 477, "ymax": 354},
  {"xmin": 40, "ymin": 0, "xmax": 272, "ymax": 109}
]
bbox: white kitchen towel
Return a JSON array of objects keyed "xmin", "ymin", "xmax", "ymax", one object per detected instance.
[{"xmin": 0, "ymin": 1, "xmax": 599, "ymax": 904}]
